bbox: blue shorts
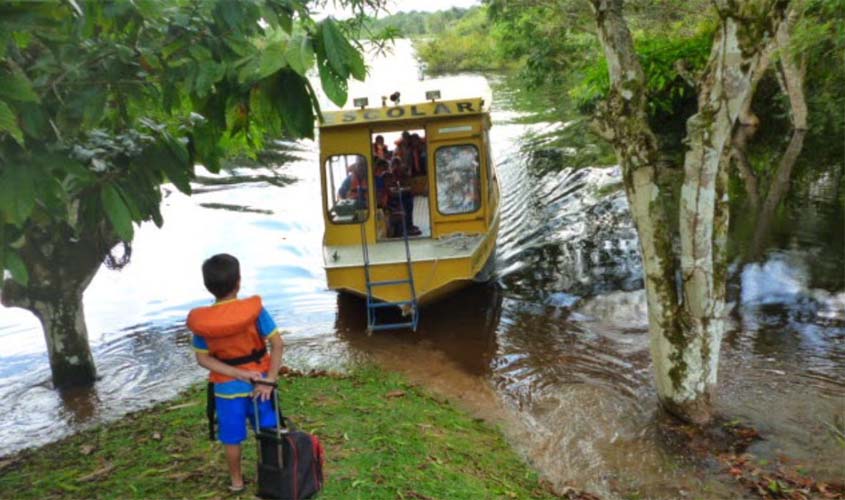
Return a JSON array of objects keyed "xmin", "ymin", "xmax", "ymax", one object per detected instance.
[{"xmin": 215, "ymin": 396, "xmax": 279, "ymax": 445}]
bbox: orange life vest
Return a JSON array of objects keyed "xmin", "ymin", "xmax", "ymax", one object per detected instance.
[{"xmin": 187, "ymin": 295, "xmax": 270, "ymax": 383}]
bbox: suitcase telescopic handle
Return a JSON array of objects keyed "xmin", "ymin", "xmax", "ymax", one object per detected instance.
[{"xmin": 252, "ymin": 379, "xmax": 289, "ymax": 437}]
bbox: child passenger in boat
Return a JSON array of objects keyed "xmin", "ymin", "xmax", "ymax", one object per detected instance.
[
  {"xmin": 337, "ymin": 160, "xmax": 368, "ymax": 208},
  {"xmin": 186, "ymin": 253, "xmax": 284, "ymax": 493},
  {"xmin": 373, "ymin": 135, "xmax": 390, "ymax": 160}
]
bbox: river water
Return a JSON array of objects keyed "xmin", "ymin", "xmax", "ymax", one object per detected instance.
[{"xmin": 0, "ymin": 40, "xmax": 843, "ymax": 498}]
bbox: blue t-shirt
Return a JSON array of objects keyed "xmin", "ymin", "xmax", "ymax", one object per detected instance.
[{"xmin": 192, "ymin": 307, "xmax": 278, "ymax": 398}]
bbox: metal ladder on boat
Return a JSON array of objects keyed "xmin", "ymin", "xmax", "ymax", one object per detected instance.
[{"xmin": 359, "ymin": 189, "xmax": 420, "ymax": 332}]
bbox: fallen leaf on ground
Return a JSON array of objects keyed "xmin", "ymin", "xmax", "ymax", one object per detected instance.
[{"xmin": 79, "ymin": 444, "xmax": 95, "ymax": 456}]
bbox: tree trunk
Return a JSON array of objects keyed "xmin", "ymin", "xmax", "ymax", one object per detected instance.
[
  {"xmin": 774, "ymin": 7, "xmax": 808, "ymax": 130},
  {"xmin": 675, "ymin": 3, "xmax": 789, "ymax": 424},
  {"xmin": 29, "ymin": 289, "xmax": 97, "ymax": 388},
  {"xmin": 588, "ymin": 0, "xmax": 687, "ymax": 419},
  {"xmin": 590, "ymin": 0, "xmax": 789, "ymax": 424},
  {"xmin": 1, "ymin": 222, "xmax": 114, "ymax": 389}
]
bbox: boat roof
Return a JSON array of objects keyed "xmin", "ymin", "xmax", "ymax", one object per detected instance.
[{"xmin": 319, "ymin": 98, "xmax": 486, "ymax": 129}]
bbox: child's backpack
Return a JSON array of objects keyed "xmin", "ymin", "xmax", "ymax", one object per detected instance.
[{"xmin": 254, "ymin": 382, "xmax": 325, "ymax": 499}]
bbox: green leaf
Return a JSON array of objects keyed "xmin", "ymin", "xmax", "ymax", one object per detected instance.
[
  {"xmin": 188, "ymin": 45, "xmax": 212, "ymax": 63},
  {"xmin": 256, "ymin": 44, "xmax": 288, "ymax": 80},
  {"xmin": 5, "ymin": 249, "xmax": 28, "ymax": 286},
  {"xmin": 318, "ymin": 60, "xmax": 347, "ymax": 107},
  {"xmin": 213, "ymin": 0, "xmax": 248, "ymax": 32},
  {"xmin": 272, "ymin": 71, "xmax": 314, "ymax": 138},
  {"xmin": 225, "ymin": 98, "xmax": 248, "ymax": 133},
  {"xmin": 237, "ymin": 57, "xmax": 262, "ymax": 84},
  {"xmin": 194, "ymin": 62, "xmax": 226, "ymax": 98},
  {"xmin": 142, "ymin": 142, "xmax": 192, "ymax": 194},
  {"xmin": 16, "ymin": 102, "xmax": 50, "ymax": 139},
  {"xmin": 101, "ymin": 183, "xmax": 134, "ymax": 241},
  {"xmin": 131, "ymin": 0, "xmax": 160, "ymax": 19},
  {"xmin": 0, "ymin": 100, "xmax": 24, "ymax": 145},
  {"xmin": 0, "ymin": 163, "xmax": 36, "ymax": 225},
  {"xmin": 0, "ymin": 67, "xmax": 40, "ymax": 103},
  {"xmin": 115, "ymin": 183, "xmax": 143, "ymax": 221},
  {"xmin": 278, "ymin": 8, "xmax": 293, "ymax": 33},
  {"xmin": 161, "ymin": 39, "xmax": 186, "ymax": 59},
  {"xmin": 0, "ymin": 27, "xmax": 7, "ymax": 59},
  {"xmin": 0, "ymin": 223, "xmax": 5, "ymax": 275},
  {"xmin": 286, "ymin": 34, "xmax": 315, "ymax": 76},
  {"xmin": 321, "ymin": 18, "xmax": 350, "ymax": 78},
  {"xmin": 346, "ymin": 43, "xmax": 366, "ymax": 81}
]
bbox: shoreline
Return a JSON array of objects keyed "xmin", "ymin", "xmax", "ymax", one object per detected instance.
[{"xmin": 0, "ymin": 367, "xmax": 561, "ymax": 499}]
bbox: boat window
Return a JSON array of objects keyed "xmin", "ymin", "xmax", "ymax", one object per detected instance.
[
  {"xmin": 324, "ymin": 154, "xmax": 369, "ymax": 224},
  {"xmin": 435, "ymin": 144, "xmax": 481, "ymax": 215}
]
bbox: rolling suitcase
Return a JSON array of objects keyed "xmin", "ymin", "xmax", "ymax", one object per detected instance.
[{"xmin": 253, "ymin": 380, "xmax": 325, "ymax": 499}]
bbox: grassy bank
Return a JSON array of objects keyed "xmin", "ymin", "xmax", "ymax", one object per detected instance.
[{"xmin": 0, "ymin": 368, "xmax": 557, "ymax": 499}]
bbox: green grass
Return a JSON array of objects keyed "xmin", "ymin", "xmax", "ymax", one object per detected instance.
[{"xmin": 0, "ymin": 368, "xmax": 556, "ymax": 499}]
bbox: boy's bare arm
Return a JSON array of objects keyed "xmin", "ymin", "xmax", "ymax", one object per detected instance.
[
  {"xmin": 266, "ymin": 333, "xmax": 284, "ymax": 381},
  {"xmin": 254, "ymin": 333, "xmax": 284, "ymax": 401},
  {"xmin": 195, "ymin": 352, "xmax": 260, "ymax": 382}
]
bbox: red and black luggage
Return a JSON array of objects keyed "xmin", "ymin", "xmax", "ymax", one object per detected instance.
[{"xmin": 253, "ymin": 381, "xmax": 325, "ymax": 499}]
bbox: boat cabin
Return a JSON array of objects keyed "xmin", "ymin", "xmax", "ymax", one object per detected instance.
[{"xmin": 319, "ymin": 94, "xmax": 499, "ymax": 327}]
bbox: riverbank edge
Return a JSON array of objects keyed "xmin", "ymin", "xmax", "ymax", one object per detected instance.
[{"xmin": 0, "ymin": 367, "xmax": 562, "ymax": 499}]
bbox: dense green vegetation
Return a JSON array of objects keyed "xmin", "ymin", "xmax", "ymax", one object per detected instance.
[
  {"xmin": 0, "ymin": 369, "xmax": 556, "ymax": 499},
  {"xmin": 413, "ymin": 0, "xmax": 844, "ymax": 162},
  {"xmin": 365, "ymin": 7, "xmax": 474, "ymax": 38},
  {"xmin": 414, "ymin": 6, "xmax": 505, "ymax": 73}
]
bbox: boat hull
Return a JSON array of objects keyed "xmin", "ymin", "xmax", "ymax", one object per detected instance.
[{"xmin": 325, "ymin": 216, "xmax": 498, "ymax": 306}]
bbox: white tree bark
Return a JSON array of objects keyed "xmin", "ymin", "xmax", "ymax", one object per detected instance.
[
  {"xmin": 588, "ymin": 0, "xmax": 686, "ymax": 417},
  {"xmin": 590, "ymin": 0, "xmax": 790, "ymax": 424},
  {"xmin": 775, "ymin": 7, "xmax": 808, "ymax": 130},
  {"xmin": 676, "ymin": 2, "xmax": 789, "ymax": 423}
]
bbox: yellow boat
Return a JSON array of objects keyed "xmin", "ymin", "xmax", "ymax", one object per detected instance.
[{"xmin": 319, "ymin": 93, "xmax": 499, "ymax": 330}]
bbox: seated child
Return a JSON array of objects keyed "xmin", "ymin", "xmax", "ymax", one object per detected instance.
[
  {"xmin": 337, "ymin": 160, "xmax": 368, "ymax": 209},
  {"xmin": 187, "ymin": 253, "xmax": 284, "ymax": 493}
]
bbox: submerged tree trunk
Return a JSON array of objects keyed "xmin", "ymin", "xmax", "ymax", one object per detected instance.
[
  {"xmin": 675, "ymin": 6, "xmax": 785, "ymax": 423},
  {"xmin": 590, "ymin": 0, "xmax": 789, "ymax": 424},
  {"xmin": 1, "ymin": 223, "xmax": 115, "ymax": 389},
  {"xmin": 588, "ymin": 0, "xmax": 687, "ymax": 420}
]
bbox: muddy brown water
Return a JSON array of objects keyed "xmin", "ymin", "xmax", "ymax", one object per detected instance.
[{"xmin": 1, "ymin": 41, "xmax": 843, "ymax": 498}]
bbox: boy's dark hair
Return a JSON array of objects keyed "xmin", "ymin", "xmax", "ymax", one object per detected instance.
[{"xmin": 202, "ymin": 253, "xmax": 240, "ymax": 299}]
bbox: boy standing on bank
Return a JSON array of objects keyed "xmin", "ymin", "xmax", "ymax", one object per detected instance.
[{"xmin": 187, "ymin": 253, "xmax": 284, "ymax": 493}]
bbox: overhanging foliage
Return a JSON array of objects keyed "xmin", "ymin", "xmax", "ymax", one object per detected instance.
[{"xmin": 0, "ymin": 0, "xmax": 380, "ymax": 285}]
